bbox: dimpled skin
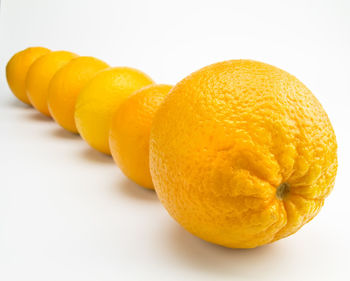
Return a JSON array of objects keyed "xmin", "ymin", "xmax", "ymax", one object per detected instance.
[
  {"xmin": 26, "ymin": 51, "xmax": 78, "ymax": 116},
  {"xmin": 110, "ymin": 84, "xmax": 172, "ymax": 189},
  {"xmin": 48, "ymin": 57, "xmax": 109, "ymax": 133},
  {"xmin": 75, "ymin": 67, "xmax": 154, "ymax": 154},
  {"xmin": 150, "ymin": 60, "xmax": 338, "ymax": 248},
  {"xmin": 6, "ymin": 47, "xmax": 50, "ymax": 105}
]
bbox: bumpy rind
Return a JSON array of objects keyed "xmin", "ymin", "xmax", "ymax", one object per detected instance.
[{"xmin": 150, "ymin": 60, "xmax": 337, "ymax": 248}]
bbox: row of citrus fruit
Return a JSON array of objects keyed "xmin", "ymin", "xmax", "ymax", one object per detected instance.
[
  {"xmin": 6, "ymin": 46, "xmax": 170, "ymax": 189},
  {"xmin": 6, "ymin": 47, "xmax": 337, "ymax": 248}
]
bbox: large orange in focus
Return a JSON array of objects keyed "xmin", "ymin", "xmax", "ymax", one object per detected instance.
[{"xmin": 150, "ymin": 60, "xmax": 337, "ymax": 248}]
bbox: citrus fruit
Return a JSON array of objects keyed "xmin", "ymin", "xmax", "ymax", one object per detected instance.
[
  {"xmin": 26, "ymin": 51, "xmax": 78, "ymax": 116},
  {"xmin": 75, "ymin": 67, "xmax": 154, "ymax": 154},
  {"xmin": 6, "ymin": 47, "xmax": 50, "ymax": 105},
  {"xmin": 110, "ymin": 84, "xmax": 172, "ymax": 189},
  {"xmin": 149, "ymin": 60, "xmax": 338, "ymax": 248},
  {"xmin": 47, "ymin": 56, "xmax": 109, "ymax": 133}
]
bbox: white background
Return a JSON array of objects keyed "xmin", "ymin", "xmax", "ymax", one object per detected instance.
[{"xmin": 1, "ymin": 0, "xmax": 350, "ymax": 280}]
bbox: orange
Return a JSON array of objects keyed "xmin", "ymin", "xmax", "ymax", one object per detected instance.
[
  {"xmin": 6, "ymin": 47, "xmax": 50, "ymax": 105},
  {"xmin": 149, "ymin": 60, "xmax": 338, "ymax": 248},
  {"xmin": 75, "ymin": 67, "xmax": 154, "ymax": 154},
  {"xmin": 47, "ymin": 56, "xmax": 109, "ymax": 133},
  {"xmin": 110, "ymin": 84, "xmax": 172, "ymax": 189},
  {"xmin": 26, "ymin": 51, "xmax": 78, "ymax": 116}
]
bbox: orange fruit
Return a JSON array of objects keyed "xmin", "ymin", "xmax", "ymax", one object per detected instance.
[
  {"xmin": 26, "ymin": 51, "xmax": 78, "ymax": 116},
  {"xmin": 6, "ymin": 47, "xmax": 50, "ymax": 105},
  {"xmin": 150, "ymin": 60, "xmax": 338, "ymax": 248},
  {"xmin": 110, "ymin": 84, "xmax": 172, "ymax": 189},
  {"xmin": 47, "ymin": 56, "xmax": 109, "ymax": 133},
  {"xmin": 75, "ymin": 67, "xmax": 154, "ymax": 155}
]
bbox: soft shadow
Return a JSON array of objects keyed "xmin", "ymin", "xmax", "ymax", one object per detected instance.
[
  {"xmin": 27, "ymin": 111, "xmax": 52, "ymax": 122},
  {"xmin": 50, "ymin": 127, "xmax": 80, "ymax": 140},
  {"xmin": 80, "ymin": 147, "xmax": 114, "ymax": 164},
  {"xmin": 7, "ymin": 98, "xmax": 32, "ymax": 109},
  {"xmin": 163, "ymin": 223, "xmax": 284, "ymax": 278},
  {"xmin": 117, "ymin": 177, "xmax": 158, "ymax": 202}
]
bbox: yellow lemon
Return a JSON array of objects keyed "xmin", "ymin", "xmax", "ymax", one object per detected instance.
[
  {"xmin": 6, "ymin": 47, "xmax": 50, "ymax": 105},
  {"xmin": 109, "ymin": 84, "xmax": 172, "ymax": 189},
  {"xmin": 26, "ymin": 51, "xmax": 78, "ymax": 116},
  {"xmin": 48, "ymin": 56, "xmax": 109, "ymax": 133},
  {"xmin": 75, "ymin": 67, "xmax": 154, "ymax": 154},
  {"xmin": 150, "ymin": 60, "xmax": 338, "ymax": 248}
]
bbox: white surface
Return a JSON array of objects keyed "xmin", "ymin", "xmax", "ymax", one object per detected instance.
[{"xmin": 1, "ymin": 0, "xmax": 350, "ymax": 280}]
